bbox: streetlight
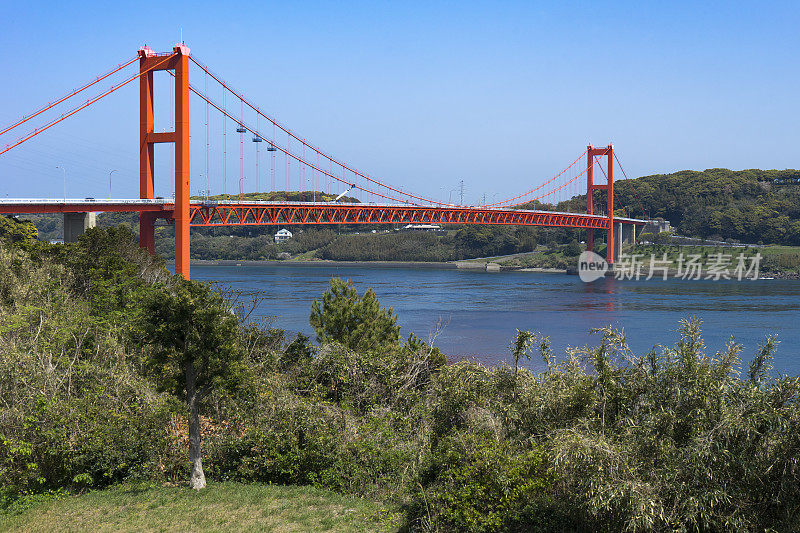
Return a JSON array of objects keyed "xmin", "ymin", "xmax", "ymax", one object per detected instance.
[
  {"xmin": 108, "ymin": 169, "xmax": 117, "ymax": 199},
  {"xmin": 447, "ymin": 188, "xmax": 458, "ymax": 204},
  {"xmin": 56, "ymin": 166, "xmax": 66, "ymax": 201}
]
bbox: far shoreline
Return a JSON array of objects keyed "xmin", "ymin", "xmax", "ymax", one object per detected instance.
[
  {"xmin": 167, "ymin": 259, "xmax": 796, "ymax": 279},
  {"xmin": 172, "ymin": 258, "xmax": 568, "ymax": 272},
  {"xmin": 187, "ymin": 259, "xmax": 458, "ymax": 269}
]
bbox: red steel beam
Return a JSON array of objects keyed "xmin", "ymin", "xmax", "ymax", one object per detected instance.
[
  {"xmin": 0, "ymin": 202, "xmax": 646, "ymax": 229},
  {"xmin": 187, "ymin": 203, "xmax": 625, "ymax": 229},
  {"xmin": 0, "ymin": 202, "xmax": 173, "ymax": 215}
]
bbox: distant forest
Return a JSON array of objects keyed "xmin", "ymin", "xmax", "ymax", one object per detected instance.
[{"xmin": 614, "ymin": 168, "xmax": 800, "ymax": 245}]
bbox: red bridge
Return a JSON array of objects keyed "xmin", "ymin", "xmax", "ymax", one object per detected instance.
[{"xmin": 0, "ymin": 43, "xmax": 645, "ymax": 279}]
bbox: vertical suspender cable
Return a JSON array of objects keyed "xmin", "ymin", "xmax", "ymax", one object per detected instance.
[
  {"xmin": 223, "ymin": 91, "xmax": 227, "ymax": 199},
  {"xmin": 205, "ymin": 70, "xmax": 209, "ymax": 200},
  {"xmin": 271, "ymin": 123, "xmax": 276, "ymax": 193},
  {"xmin": 239, "ymin": 99, "xmax": 244, "ymax": 198},
  {"xmin": 286, "ymin": 133, "xmax": 290, "ymax": 192}
]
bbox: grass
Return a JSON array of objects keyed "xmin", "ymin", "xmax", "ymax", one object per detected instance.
[
  {"xmin": 624, "ymin": 243, "xmax": 800, "ymax": 273},
  {"xmin": 758, "ymin": 245, "xmax": 800, "ymax": 271},
  {"xmin": 498, "ymin": 245, "xmax": 583, "ymax": 269},
  {"xmin": 289, "ymin": 250, "xmax": 320, "ymax": 261},
  {"xmin": 494, "ymin": 242, "xmax": 800, "ymax": 273},
  {"xmin": 0, "ymin": 482, "xmax": 400, "ymax": 532}
]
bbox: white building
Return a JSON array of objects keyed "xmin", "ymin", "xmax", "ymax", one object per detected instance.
[
  {"xmin": 274, "ymin": 228, "xmax": 293, "ymax": 243},
  {"xmin": 398, "ymin": 224, "xmax": 444, "ymax": 232}
]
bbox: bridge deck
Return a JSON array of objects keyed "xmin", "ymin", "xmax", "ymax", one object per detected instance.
[{"xmin": 0, "ymin": 199, "xmax": 647, "ymax": 228}]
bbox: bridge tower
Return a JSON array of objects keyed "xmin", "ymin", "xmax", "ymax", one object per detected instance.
[
  {"xmin": 138, "ymin": 43, "xmax": 191, "ymax": 279},
  {"xmin": 585, "ymin": 144, "xmax": 614, "ymax": 264}
]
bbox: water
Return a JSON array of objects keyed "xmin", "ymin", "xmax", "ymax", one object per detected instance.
[{"xmin": 190, "ymin": 263, "xmax": 800, "ymax": 374}]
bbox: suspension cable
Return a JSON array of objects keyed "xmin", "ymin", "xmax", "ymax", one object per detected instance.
[
  {"xmin": 191, "ymin": 55, "xmax": 606, "ymax": 211},
  {"xmin": 186, "ymin": 82, "xmax": 419, "ymax": 204},
  {"xmin": 590, "ymin": 155, "xmax": 625, "ymax": 215},
  {"xmin": 0, "ymin": 56, "xmax": 138, "ymax": 138},
  {"xmin": 0, "ymin": 55, "xmax": 174, "ymax": 157},
  {"xmin": 482, "ymin": 149, "xmax": 588, "ymax": 207},
  {"xmin": 189, "ymin": 55, "xmax": 459, "ymax": 206},
  {"xmin": 526, "ymin": 156, "xmax": 605, "ymax": 205},
  {"xmin": 613, "ymin": 151, "xmax": 648, "ymax": 219}
]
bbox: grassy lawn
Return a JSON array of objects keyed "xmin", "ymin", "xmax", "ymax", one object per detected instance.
[
  {"xmin": 758, "ymin": 245, "xmax": 800, "ymax": 271},
  {"xmin": 492, "ymin": 243, "xmax": 800, "ymax": 274},
  {"xmin": 0, "ymin": 482, "xmax": 399, "ymax": 533},
  {"xmin": 498, "ymin": 245, "xmax": 584, "ymax": 269},
  {"xmin": 622, "ymin": 243, "xmax": 800, "ymax": 274}
]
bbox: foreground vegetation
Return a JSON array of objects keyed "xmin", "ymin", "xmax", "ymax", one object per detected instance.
[
  {"xmin": 0, "ymin": 482, "xmax": 395, "ymax": 532},
  {"xmin": 2, "ymin": 216, "xmax": 799, "ymax": 531}
]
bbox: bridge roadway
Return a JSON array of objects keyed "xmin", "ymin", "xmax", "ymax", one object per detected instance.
[{"xmin": 0, "ymin": 199, "xmax": 647, "ymax": 229}]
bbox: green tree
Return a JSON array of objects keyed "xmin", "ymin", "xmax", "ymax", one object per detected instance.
[
  {"xmin": 141, "ymin": 277, "xmax": 245, "ymax": 490},
  {"xmin": 0, "ymin": 215, "xmax": 38, "ymax": 244},
  {"xmin": 65, "ymin": 226, "xmax": 167, "ymax": 331},
  {"xmin": 654, "ymin": 231, "xmax": 672, "ymax": 244},
  {"xmin": 564, "ymin": 239, "xmax": 582, "ymax": 257},
  {"xmin": 310, "ymin": 278, "xmax": 400, "ymax": 352}
]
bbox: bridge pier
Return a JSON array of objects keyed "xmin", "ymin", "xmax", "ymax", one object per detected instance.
[
  {"xmin": 140, "ymin": 212, "xmax": 156, "ymax": 254},
  {"xmin": 613, "ymin": 221, "xmax": 638, "ymax": 263},
  {"xmin": 63, "ymin": 212, "xmax": 96, "ymax": 243}
]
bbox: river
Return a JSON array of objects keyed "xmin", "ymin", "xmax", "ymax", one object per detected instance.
[{"xmin": 190, "ymin": 263, "xmax": 800, "ymax": 374}]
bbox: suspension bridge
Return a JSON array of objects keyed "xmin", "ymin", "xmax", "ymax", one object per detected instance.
[{"xmin": 0, "ymin": 43, "xmax": 645, "ymax": 279}]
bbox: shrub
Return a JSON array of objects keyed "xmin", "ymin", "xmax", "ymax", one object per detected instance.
[
  {"xmin": 409, "ymin": 432, "xmax": 555, "ymax": 533},
  {"xmin": 210, "ymin": 398, "xmax": 341, "ymax": 486}
]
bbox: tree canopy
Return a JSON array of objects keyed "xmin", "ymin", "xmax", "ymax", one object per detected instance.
[
  {"xmin": 0, "ymin": 215, "xmax": 37, "ymax": 244},
  {"xmin": 612, "ymin": 168, "xmax": 800, "ymax": 244},
  {"xmin": 310, "ymin": 278, "xmax": 401, "ymax": 352}
]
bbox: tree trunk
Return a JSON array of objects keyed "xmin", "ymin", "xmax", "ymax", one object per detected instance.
[{"xmin": 185, "ymin": 361, "xmax": 206, "ymax": 490}]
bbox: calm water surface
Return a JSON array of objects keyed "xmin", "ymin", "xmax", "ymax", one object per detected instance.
[{"xmin": 191, "ymin": 263, "xmax": 800, "ymax": 374}]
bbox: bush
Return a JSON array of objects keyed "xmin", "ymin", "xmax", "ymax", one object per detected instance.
[
  {"xmin": 564, "ymin": 239, "xmax": 582, "ymax": 256},
  {"xmin": 521, "ymin": 322, "xmax": 800, "ymax": 532},
  {"xmin": 0, "ymin": 216, "xmax": 37, "ymax": 245},
  {"xmin": 211, "ymin": 399, "xmax": 341, "ymax": 486},
  {"xmin": 409, "ymin": 432, "xmax": 555, "ymax": 533},
  {"xmin": 0, "ymin": 232, "xmax": 181, "ymax": 498}
]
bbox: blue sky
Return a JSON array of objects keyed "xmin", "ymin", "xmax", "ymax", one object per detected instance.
[{"xmin": 1, "ymin": 1, "xmax": 798, "ymax": 203}]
